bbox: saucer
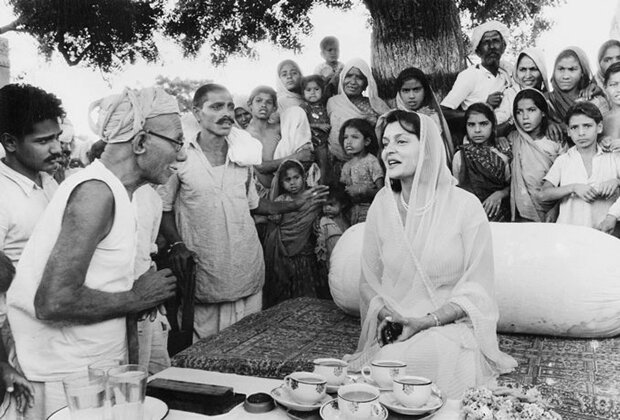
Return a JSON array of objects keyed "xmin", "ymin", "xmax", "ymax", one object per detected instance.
[
  {"xmin": 326, "ymin": 375, "xmax": 357, "ymax": 394},
  {"xmin": 271, "ymin": 385, "xmax": 331, "ymax": 412},
  {"xmin": 47, "ymin": 396, "xmax": 169, "ymax": 420},
  {"xmin": 319, "ymin": 398, "xmax": 388, "ymax": 420},
  {"xmin": 379, "ymin": 386, "xmax": 444, "ymax": 416}
]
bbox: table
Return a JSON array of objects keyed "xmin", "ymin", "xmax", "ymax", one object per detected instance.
[{"xmin": 150, "ymin": 367, "xmax": 461, "ymax": 419}]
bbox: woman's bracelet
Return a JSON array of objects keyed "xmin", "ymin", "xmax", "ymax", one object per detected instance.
[
  {"xmin": 427, "ymin": 312, "xmax": 441, "ymax": 327},
  {"xmin": 168, "ymin": 241, "xmax": 184, "ymax": 253}
]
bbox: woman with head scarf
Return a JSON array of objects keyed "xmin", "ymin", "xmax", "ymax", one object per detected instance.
[
  {"xmin": 276, "ymin": 59, "xmax": 304, "ymax": 112},
  {"xmin": 394, "ymin": 67, "xmax": 454, "ymax": 167},
  {"xmin": 595, "ymin": 39, "xmax": 620, "ymax": 89},
  {"xmin": 547, "ymin": 47, "xmax": 609, "ymax": 123},
  {"xmin": 513, "ymin": 48, "xmax": 550, "ymax": 92},
  {"xmin": 345, "ymin": 110, "xmax": 516, "ymax": 398},
  {"xmin": 326, "ymin": 58, "xmax": 390, "ymax": 181}
]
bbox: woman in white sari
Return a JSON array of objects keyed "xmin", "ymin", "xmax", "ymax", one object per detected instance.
[{"xmin": 347, "ymin": 110, "xmax": 516, "ymax": 398}]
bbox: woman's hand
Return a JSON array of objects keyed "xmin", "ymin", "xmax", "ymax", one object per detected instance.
[
  {"xmin": 0, "ymin": 362, "xmax": 34, "ymax": 413},
  {"xmin": 572, "ymin": 184, "xmax": 598, "ymax": 203},
  {"xmin": 482, "ymin": 191, "xmax": 505, "ymax": 218},
  {"xmin": 546, "ymin": 122, "xmax": 564, "ymax": 143},
  {"xmin": 294, "ymin": 146, "xmax": 314, "ymax": 162},
  {"xmin": 597, "ymin": 179, "xmax": 620, "ymax": 199},
  {"xmin": 417, "ymin": 106, "xmax": 436, "ymax": 117}
]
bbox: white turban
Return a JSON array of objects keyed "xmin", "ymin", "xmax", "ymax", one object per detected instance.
[
  {"xmin": 471, "ymin": 20, "xmax": 510, "ymax": 53},
  {"xmin": 89, "ymin": 87, "xmax": 179, "ymax": 144}
]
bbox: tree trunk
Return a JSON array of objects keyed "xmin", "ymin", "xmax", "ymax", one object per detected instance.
[{"xmin": 363, "ymin": 0, "xmax": 466, "ymax": 101}]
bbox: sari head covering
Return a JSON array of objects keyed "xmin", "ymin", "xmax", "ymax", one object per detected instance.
[
  {"xmin": 509, "ymin": 88, "xmax": 563, "ymax": 221},
  {"xmin": 89, "ymin": 87, "xmax": 179, "ymax": 144},
  {"xmin": 513, "ymin": 48, "xmax": 549, "ymax": 92},
  {"xmin": 395, "ymin": 67, "xmax": 454, "ymax": 166},
  {"xmin": 470, "ymin": 20, "xmax": 510, "ymax": 54},
  {"xmin": 596, "ymin": 39, "xmax": 620, "ymax": 87},
  {"xmin": 548, "ymin": 47, "xmax": 602, "ymax": 120},
  {"xmin": 276, "ymin": 59, "xmax": 304, "ymax": 111},
  {"xmin": 350, "ymin": 110, "xmax": 516, "ymax": 380},
  {"xmin": 326, "ymin": 58, "xmax": 390, "ymax": 161}
]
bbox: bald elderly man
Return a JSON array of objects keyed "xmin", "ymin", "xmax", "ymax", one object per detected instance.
[{"xmin": 7, "ymin": 87, "xmax": 184, "ymax": 418}]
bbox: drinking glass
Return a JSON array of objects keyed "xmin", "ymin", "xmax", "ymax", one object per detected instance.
[
  {"xmin": 107, "ymin": 364, "xmax": 148, "ymax": 420},
  {"xmin": 62, "ymin": 371, "xmax": 106, "ymax": 420},
  {"xmin": 88, "ymin": 359, "xmax": 122, "ymax": 420}
]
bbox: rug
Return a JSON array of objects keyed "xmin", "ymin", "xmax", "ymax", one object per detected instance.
[{"xmin": 172, "ymin": 297, "xmax": 620, "ymax": 419}]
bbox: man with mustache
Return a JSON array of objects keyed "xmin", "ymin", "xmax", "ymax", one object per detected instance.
[
  {"xmin": 7, "ymin": 87, "xmax": 182, "ymax": 419},
  {"xmin": 441, "ymin": 21, "xmax": 515, "ymax": 143},
  {"xmin": 159, "ymin": 83, "xmax": 326, "ymax": 340},
  {"xmin": 0, "ymin": 84, "xmax": 65, "ymax": 417}
]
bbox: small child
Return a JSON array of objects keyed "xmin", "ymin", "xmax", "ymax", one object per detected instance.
[
  {"xmin": 540, "ymin": 102, "xmax": 620, "ymax": 235},
  {"xmin": 263, "ymin": 160, "xmax": 322, "ymax": 308},
  {"xmin": 314, "ymin": 184, "xmax": 350, "ymax": 296},
  {"xmin": 339, "ymin": 119, "xmax": 384, "ymax": 224},
  {"xmin": 314, "ymin": 36, "xmax": 344, "ymax": 98},
  {"xmin": 453, "ymin": 103, "xmax": 512, "ymax": 222},
  {"xmin": 300, "ymin": 75, "xmax": 330, "ymax": 184}
]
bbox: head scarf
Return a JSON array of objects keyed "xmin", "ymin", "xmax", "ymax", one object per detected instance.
[
  {"xmin": 349, "ymin": 110, "xmax": 516, "ymax": 379},
  {"xmin": 337, "ymin": 58, "xmax": 390, "ymax": 115},
  {"xmin": 276, "ymin": 59, "xmax": 304, "ymax": 112},
  {"xmin": 89, "ymin": 87, "xmax": 179, "ymax": 144},
  {"xmin": 470, "ymin": 20, "xmax": 510, "ymax": 54},
  {"xmin": 509, "ymin": 88, "xmax": 563, "ymax": 222},
  {"xmin": 596, "ymin": 39, "xmax": 620, "ymax": 87},
  {"xmin": 394, "ymin": 67, "xmax": 455, "ymax": 166},
  {"xmin": 513, "ymin": 48, "xmax": 549, "ymax": 92},
  {"xmin": 548, "ymin": 47, "xmax": 600, "ymax": 120}
]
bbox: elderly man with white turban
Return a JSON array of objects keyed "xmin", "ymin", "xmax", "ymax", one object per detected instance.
[
  {"xmin": 7, "ymin": 87, "xmax": 184, "ymax": 419},
  {"xmin": 441, "ymin": 21, "xmax": 515, "ymax": 140}
]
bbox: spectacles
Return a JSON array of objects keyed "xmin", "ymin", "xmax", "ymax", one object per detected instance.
[{"xmin": 144, "ymin": 130, "xmax": 184, "ymax": 152}]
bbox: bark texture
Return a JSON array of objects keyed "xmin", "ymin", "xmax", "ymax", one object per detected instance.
[{"xmin": 364, "ymin": 0, "xmax": 467, "ymax": 101}]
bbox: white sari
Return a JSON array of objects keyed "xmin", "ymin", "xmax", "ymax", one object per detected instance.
[{"xmin": 348, "ymin": 113, "xmax": 516, "ymax": 398}]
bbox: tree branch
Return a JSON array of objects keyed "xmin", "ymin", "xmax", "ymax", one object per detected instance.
[{"xmin": 0, "ymin": 17, "xmax": 24, "ymax": 35}]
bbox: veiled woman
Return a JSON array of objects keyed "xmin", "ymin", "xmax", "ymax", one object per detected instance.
[
  {"xmin": 346, "ymin": 110, "xmax": 516, "ymax": 398},
  {"xmin": 326, "ymin": 58, "xmax": 390, "ymax": 181}
]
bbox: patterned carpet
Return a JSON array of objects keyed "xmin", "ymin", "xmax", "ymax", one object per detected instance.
[{"xmin": 172, "ymin": 298, "xmax": 620, "ymax": 419}]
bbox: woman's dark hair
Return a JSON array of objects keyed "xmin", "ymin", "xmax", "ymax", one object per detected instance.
[
  {"xmin": 513, "ymin": 89, "xmax": 549, "ymax": 133},
  {"xmin": 395, "ymin": 67, "xmax": 432, "ymax": 108},
  {"xmin": 565, "ymin": 101, "xmax": 603, "ymax": 125},
  {"xmin": 464, "ymin": 102, "xmax": 497, "ymax": 146},
  {"xmin": 604, "ymin": 61, "xmax": 620, "ymax": 85},
  {"xmin": 376, "ymin": 110, "xmax": 421, "ymax": 192},
  {"xmin": 277, "ymin": 160, "xmax": 305, "ymax": 192},
  {"xmin": 338, "ymin": 118, "xmax": 379, "ymax": 156}
]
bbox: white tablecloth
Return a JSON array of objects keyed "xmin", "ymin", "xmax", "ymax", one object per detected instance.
[{"xmin": 150, "ymin": 367, "xmax": 461, "ymax": 419}]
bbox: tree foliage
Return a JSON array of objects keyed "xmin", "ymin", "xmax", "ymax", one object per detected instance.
[
  {"xmin": 5, "ymin": 0, "xmax": 163, "ymax": 71},
  {"xmin": 155, "ymin": 75, "xmax": 212, "ymax": 113}
]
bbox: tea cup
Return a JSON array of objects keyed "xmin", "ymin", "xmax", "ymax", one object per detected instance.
[
  {"xmin": 393, "ymin": 375, "xmax": 432, "ymax": 408},
  {"xmin": 337, "ymin": 383, "xmax": 382, "ymax": 419},
  {"xmin": 361, "ymin": 359, "xmax": 406, "ymax": 388},
  {"xmin": 283, "ymin": 371, "xmax": 327, "ymax": 405},
  {"xmin": 313, "ymin": 358, "xmax": 348, "ymax": 386}
]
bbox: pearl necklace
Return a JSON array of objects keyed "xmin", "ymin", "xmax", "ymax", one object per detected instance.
[{"xmin": 399, "ymin": 192, "xmax": 409, "ymax": 211}]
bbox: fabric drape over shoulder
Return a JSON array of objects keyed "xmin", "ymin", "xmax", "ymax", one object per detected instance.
[
  {"xmin": 276, "ymin": 60, "xmax": 304, "ymax": 112},
  {"xmin": 509, "ymin": 89, "xmax": 564, "ymax": 221},
  {"xmin": 326, "ymin": 58, "xmax": 390, "ymax": 161},
  {"xmin": 348, "ymin": 113, "xmax": 516, "ymax": 396}
]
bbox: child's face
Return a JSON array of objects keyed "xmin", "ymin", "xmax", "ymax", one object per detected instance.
[
  {"xmin": 399, "ymin": 78, "xmax": 426, "ymax": 111},
  {"xmin": 554, "ymin": 56, "xmax": 582, "ymax": 93},
  {"xmin": 281, "ymin": 167, "xmax": 304, "ymax": 194},
  {"xmin": 605, "ymin": 72, "xmax": 620, "ymax": 107},
  {"xmin": 321, "ymin": 43, "xmax": 340, "ymax": 64},
  {"xmin": 343, "ymin": 126, "xmax": 368, "ymax": 156},
  {"xmin": 515, "ymin": 98, "xmax": 543, "ymax": 134},
  {"xmin": 568, "ymin": 114, "xmax": 602, "ymax": 149},
  {"xmin": 466, "ymin": 112, "xmax": 493, "ymax": 144},
  {"xmin": 249, "ymin": 93, "xmax": 276, "ymax": 120},
  {"xmin": 279, "ymin": 63, "xmax": 301, "ymax": 92},
  {"xmin": 303, "ymin": 81, "xmax": 323, "ymax": 104},
  {"xmin": 323, "ymin": 200, "xmax": 342, "ymax": 217}
]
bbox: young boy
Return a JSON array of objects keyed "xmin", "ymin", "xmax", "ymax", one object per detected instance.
[
  {"xmin": 539, "ymin": 102, "xmax": 620, "ymax": 234},
  {"xmin": 313, "ymin": 36, "xmax": 344, "ymax": 97}
]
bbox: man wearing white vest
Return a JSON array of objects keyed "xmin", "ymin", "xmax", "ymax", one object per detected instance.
[{"xmin": 7, "ymin": 87, "xmax": 185, "ymax": 419}]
